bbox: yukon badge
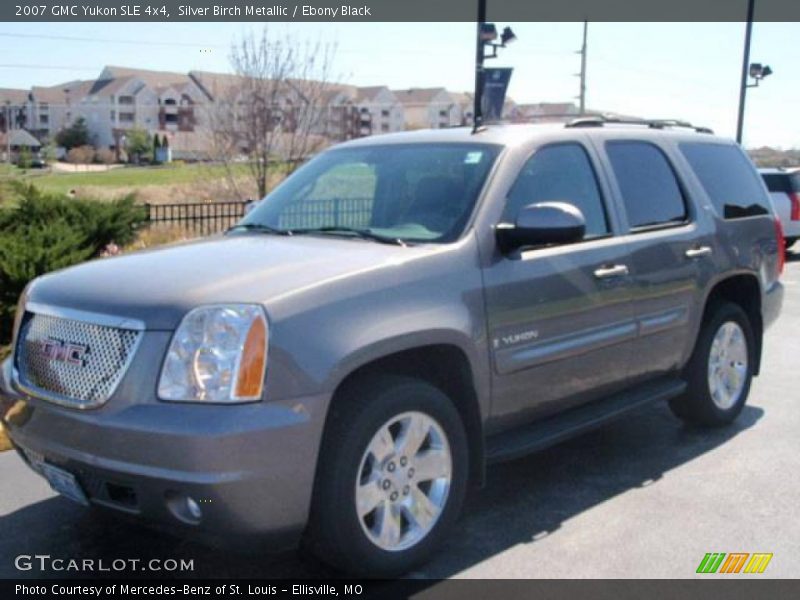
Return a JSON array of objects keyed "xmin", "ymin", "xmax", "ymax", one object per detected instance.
[{"xmin": 40, "ymin": 338, "xmax": 89, "ymax": 367}]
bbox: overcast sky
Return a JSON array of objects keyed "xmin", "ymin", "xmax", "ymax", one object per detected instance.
[{"xmin": 0, "ymin": 21, "xmax": 797, "ymax": 148}]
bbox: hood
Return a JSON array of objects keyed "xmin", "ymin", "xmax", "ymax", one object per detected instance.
[{"xmin": 27, "ymin": 234, "xmax": 429, "ymax": 330}]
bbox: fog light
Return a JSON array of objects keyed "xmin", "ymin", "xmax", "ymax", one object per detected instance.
[{"xmin": 186, "ymin": 496, "xmax": 202, "ymax": 520}]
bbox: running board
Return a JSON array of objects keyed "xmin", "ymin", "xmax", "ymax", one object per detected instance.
[{"xmin": 486, "ymin": 377, "xmax": 687, "ymax": 463}]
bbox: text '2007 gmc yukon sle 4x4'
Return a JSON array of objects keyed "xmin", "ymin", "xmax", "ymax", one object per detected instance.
[{"xmin": 0, "ymin": 120, "xmax": 785, "ymax": 576}]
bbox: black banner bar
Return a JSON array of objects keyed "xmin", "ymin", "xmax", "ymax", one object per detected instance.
[
  {"xmin": 3, "ymin": 579, "xmax": 800, "ymax": 600},
  {"xmin": 3, "ymin": 0, "xmax": 800, "ymax": 22}
]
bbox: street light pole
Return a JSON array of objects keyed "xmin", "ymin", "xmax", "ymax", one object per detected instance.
[
  {"xmin": 736, "ymin": 0, "xmax": 755, "ymax": 144},
  {"xmin": 473, "ymin": 0, "xmax": 487, "ymax": 131}
]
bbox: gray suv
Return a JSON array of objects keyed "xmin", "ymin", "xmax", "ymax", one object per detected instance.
[{"xmin": 0, "ymin": 120, "xmax": 785, "ymax": 575}]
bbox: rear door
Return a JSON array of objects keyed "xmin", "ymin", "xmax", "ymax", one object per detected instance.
[{"xmin": 599, "ymin": 140, "xmax": 707, "ymax": 383}]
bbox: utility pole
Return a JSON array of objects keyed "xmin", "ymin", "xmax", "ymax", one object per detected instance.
[
  {"xmin": 577, "ymin": 21, "xmax": 588, "ymax": 115},
  {"xmin": 736, "ymin": 0, "xmax": 755, "ymax": 144}
]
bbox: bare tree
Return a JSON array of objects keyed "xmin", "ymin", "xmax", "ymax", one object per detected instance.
[{"xmin": 205, "ymin": 29, "xmax": 338, "ymax": 199}]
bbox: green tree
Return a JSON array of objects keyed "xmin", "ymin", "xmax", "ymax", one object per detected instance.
[
  {"xmin": 125, "ymin": 128, "xmax": 152, "ymax": 164},
  {"xmin": 41, "ymin": 141, "xmax": 57, "ymax": 165},
  {"xmin": 17, "ymin": 146, "xmax": 32, "ymax": 169},
  {"xmin": 55, "ymin": 117, "xmax": 90, "ymax": 150}
]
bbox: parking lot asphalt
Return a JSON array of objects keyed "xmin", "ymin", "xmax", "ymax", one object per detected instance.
[{"xmin": 1, "ymin": 253, "xmax": 799, "ymax": 581}]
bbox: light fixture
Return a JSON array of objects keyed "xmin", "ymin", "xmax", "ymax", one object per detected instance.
[
  {"xmin": 479, "ymin": 23, "xmax": 498, "ymax": 41},
  {"xmin": 500, "ymin": 27, "xmax": 517, "ymax": 46}
]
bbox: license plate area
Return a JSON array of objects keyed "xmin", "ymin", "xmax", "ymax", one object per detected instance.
[{"xmin": 24, "ymin": 449, "xmax": 89, "ymax": 506}]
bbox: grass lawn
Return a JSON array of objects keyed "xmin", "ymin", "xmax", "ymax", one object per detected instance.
[{"xmin": 9, "ymin": 162, "xmax": 248, "ymax": 194}]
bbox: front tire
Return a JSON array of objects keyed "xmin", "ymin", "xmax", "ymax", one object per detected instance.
[
  {"xmin": 306, "ymin": 375, "xmax": 468, "ymax": 576},
  {"xmin": 670, "ymin": 302, "xmax": 755, "ymax": 426}
]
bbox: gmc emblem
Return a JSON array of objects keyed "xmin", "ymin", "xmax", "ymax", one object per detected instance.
[{"xmin": 40, "ymin": 338, "xmax": 89, "ymax": 366}]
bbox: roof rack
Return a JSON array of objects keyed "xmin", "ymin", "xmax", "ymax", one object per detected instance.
[{"xmin": 565, "ymin": 115, "xmax": 713, "ymax": 134}]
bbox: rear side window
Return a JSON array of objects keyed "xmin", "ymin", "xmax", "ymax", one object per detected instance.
[
  {"xmin": 679, "ymin": 142, "xmax": 770, "ymax": 219},
  {"xmin": 762, "ymin": 173, "xmax": 800, "ymax": 194},
  {"xmin": 505, "ymin": 143, "xmax": 609, "ymax": 237},
  {"xmin": 605, "ymin": 141, "xmax": 687, "ymax": 229}
]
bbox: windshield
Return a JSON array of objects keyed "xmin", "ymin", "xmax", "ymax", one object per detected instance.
[{"xmin": 238, "ymin": 143, "xmax": 502, "ymax": 243}]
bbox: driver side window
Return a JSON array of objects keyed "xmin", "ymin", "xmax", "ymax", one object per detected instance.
[{"xmin": 505, "ymin": 143, "xmax": 610, "ymax": 238}]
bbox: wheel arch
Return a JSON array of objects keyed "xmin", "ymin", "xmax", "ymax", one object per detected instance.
[
  {"xmin": 700, "ymin": 272, "xmax": 763, "ymax": 374},
  {"xmin": 324, "ymin": 343, "xmax": 486, "ymax": 488}
]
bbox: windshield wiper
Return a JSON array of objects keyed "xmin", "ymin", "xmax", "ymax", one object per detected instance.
[
  {"xmin": 291, "ymin": 226, "xmax": 407, "ymax": 246},
  {"xmin": 226, "ymin": 223, "xmax": 293, "ymax": 236}
]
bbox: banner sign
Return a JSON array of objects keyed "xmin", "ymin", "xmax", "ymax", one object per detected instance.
[{"xmin": 482, "ymin": 67, "xmax": 513, "ymax": 123}]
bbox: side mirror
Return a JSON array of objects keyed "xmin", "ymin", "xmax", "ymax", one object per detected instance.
[{"xmin": 496, "ymin": 202, "xmax": 586, "ymax": 253}]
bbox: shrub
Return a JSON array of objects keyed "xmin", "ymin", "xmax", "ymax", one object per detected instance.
[
  {"xmin": 94, "ymin": 147, "xmax": 116, "ymax": 165},
  {"xmin": 17, "ymin": 146, "xmax": 33, "ymax": 170},
  {"xmin": 0, "ymin": 184, "xmax": 148, "ymax": 343},
  {"xmin": 66, "ymin": 145, "xmax": 94, "ymax": 165}
]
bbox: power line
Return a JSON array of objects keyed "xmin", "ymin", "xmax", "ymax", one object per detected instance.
[
  {"xmin": 0, "ymin": 64, "xmax": 98, "ymax": 71},
  {"xmin": 0, "ymin": 31, "xmax": 225, "ymax": 48}
]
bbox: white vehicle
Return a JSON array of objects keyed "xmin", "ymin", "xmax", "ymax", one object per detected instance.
[{"xmin": 761, "ymin": 168, "xmax": 800, "ymax": 249}]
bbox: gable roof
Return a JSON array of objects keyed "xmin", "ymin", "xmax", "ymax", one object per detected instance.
[
  {"xmin": 392, "ymin": 88, "xmax": 451, "ymax": 105},
  {"xmin": 0, "ymin": 88, "xmax": 30, "ymax": 104},
  {"xmin": 0, "ymin": 128, "xmax": 41, "ymax": 147},
  {"xmin": 101, "ymin": 65, "xmax": 192, "ymax": 88},
  {"xmin": 31, "ymin": 80, "xmax": 97, "ymax": 104},
  {"xmin": 355, "ymin": 86, "xmax": 392, "ymax": 103}
]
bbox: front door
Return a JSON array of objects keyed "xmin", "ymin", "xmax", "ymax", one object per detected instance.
[{"xmin": 482, "ymin": 142, "xmax": 637, "ymax": 431}]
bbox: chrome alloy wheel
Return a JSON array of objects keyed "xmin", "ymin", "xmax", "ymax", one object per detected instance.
[
  {"xmin": 355, "ymin": 411, "xmax": 452, "ymax": 552},
  {"xmin": 707, "ymin": 321, "xmax": 748, "ymax": 410}
]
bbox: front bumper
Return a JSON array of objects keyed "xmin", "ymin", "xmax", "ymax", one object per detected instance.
[{"xmin": 1, "ymin": 357, "xmax": 329, "ymax": 552}]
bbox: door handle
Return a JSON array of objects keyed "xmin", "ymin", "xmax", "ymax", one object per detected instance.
[
  {"xmin": 593, "ymin": 264, "xmax": 629, "ymax": 279},
  {"xmin": 685, "ymin": 245, "xmax": 713, "ymax": 259}
]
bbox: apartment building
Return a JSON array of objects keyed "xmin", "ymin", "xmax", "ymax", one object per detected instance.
[
  {"xmin": 392, "ymin": 88, "xmax": 464, "ymax": 129},
  {"xmin": 4, "ymin": 65, "xmax": 530, "ymax": 158}
]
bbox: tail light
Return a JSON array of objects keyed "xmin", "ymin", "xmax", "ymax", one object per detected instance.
[
  {"xmin": 775, "ymin": 218, "xmax": 785, "ymax": 277},
  {"xmin": 789, "ymin": 192, "xmax": 800, "ymax": 221}
]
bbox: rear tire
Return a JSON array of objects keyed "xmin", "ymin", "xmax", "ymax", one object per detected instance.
[
  {"xmin": 669, "ymin": 302, "xmax": 755, "ymax": 426},
  {"xmin": 306, "ymin": 374, "xmax": 468, "ymax": 576}
]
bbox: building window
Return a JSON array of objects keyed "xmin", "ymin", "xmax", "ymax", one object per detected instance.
[
  {"xmin": 381, "ymin": 123, "xmax": 389, "ymax": 132},
  {"xmin": 118, "ymin": 96, "xmax": 134, "ymax": 105},
  {"xmin": 381, "ymin": 109, "xmax": 390, "ymax": 117},
  {"xmin": 110, "ymin": 110, "xmax": 115, "ymax": 120},
  {"xmin": 39, "ymin": 103, "xmax": 49, "ymax": 110},
  {"xmin": 119, "ymin": 112, "xmax": 135, "ymax": 123},
  {"xmin": 39, "ymin": 114, "xmax": 48, "ymax": 125},
  {"xmin": 439, "ymin": 110, "xmax": 448, "ymax": 117}
]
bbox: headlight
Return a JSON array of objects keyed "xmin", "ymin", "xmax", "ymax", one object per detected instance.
[
  {"xmin": 158, "ymin": 304, "xmax": 268, "ymax": 403},
  {"xmin": 11, "ymin": 281, "xmax": 34, "ymax": 351}
]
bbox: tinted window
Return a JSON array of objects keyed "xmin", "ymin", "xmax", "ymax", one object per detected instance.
[
  {"xmin": 606, "ymin": 142, "xmax": 687, "ymax": 229},
  {"xmin": 762, "ymin": 173, "xmax": 800, "ymax": 194},
  {"xmin": 505, "ymin": 144, "xmax": 609, "ymax": 237},
  {"xmin": 680, "ymin": 142, "xmax": 770, "ymax": 219},
  {"xmin": 242, "ymin": 143, "xmax": 501, "ymax": 243}
]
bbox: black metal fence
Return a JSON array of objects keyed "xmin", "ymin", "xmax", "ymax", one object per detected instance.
[
  {"xmin": 144, "ymin": 201, "xmax": 248, "ymax": 236},
  {"xmin": 144, "ymin": 197, "xmax": 375, "ymax": 236},
  {"xmin": 278, "ymin": 198, "xmax": 373, "ymax": 230}
]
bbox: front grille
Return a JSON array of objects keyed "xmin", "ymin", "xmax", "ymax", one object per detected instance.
[{"xmin": 15, "ymin": 312, "xmax": 141, "ymax": 408}]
